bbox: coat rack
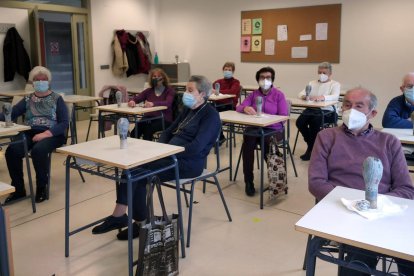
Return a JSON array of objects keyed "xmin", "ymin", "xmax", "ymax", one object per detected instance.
[{"xmin": 0, "ymin": 23, "xmax": 15, "ymax": 34}]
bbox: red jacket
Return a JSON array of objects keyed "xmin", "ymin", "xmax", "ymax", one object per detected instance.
[{"xmin": 212, "ymin": 77, "xmax": 241, "ymax": 108}]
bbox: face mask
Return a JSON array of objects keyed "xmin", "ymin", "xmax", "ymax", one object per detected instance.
[
  {"xmin": 259, "ymin": 79, "xmax": 272, "ymax": 90},
  {"xmin": 319, "ymin": 73, "xmax": 329, "ymax": 83},
  {"xmin": 182, "ymin": 92, "xmax": 197, "ymax": 108},
  {"xmin": 33, "ymin": 80, "xmax": 49, "ymax": 93},
  {"xmin": 151, "ymin": 77, "xmax": 162, "ymax": 88},
  {"xmin": 404, "ymin": 87, "xmax": 414, "ymax": 102},
  {"xmin": 342, "ymin": 108, "xmax": 369, "ymax": 130},
  {"xmin": 223, "ymin": 70, "xmax": 233, "ymax": 79}
]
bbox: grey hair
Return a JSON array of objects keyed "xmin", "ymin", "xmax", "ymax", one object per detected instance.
[
  {"xmin": 318, "ymin": 62, "xmax": 332, "ymax": 73},
  {"xmin": 346, "ymin": 86, "xmax": 378, "ymax": 110},
  {"xmin": 28, "ymin": 66, "xmax": 52, "ymax": 82},
  {"xmin": 189, "ymin": 75, "xmax": 212, "ymax": 100}
]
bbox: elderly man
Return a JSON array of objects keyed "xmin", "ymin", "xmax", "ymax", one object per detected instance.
[
  {"xmin": 296, "ymin": 62, "xmax": 341, "ymax": 161},
  {"xmin": 382, "ymin": 72, "xmax": 414, "ymax": 129},
  {"xmin": 92, "ymin": 75, "xmax": 221, "ymax": 240},
  {"xmin": 309, "ymin": 88, "xmax": 414, "ymax": 276}
]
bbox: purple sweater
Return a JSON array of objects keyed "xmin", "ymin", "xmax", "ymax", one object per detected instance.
[
  {"xmin": 309, "ymin": 125, "xmax": 414, "ymax": 201},
  {"xmin": 131, "ymin": 86, "xmax": 175, "ymax": 122},
  {"xmin": 236, "ymin": 87, "xmax": 288, "ymax": 130}
]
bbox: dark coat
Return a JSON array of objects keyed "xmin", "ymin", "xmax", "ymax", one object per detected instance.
[{"xmin": 3, "ymin": 27, "xmax": 31, "ymax": 82}]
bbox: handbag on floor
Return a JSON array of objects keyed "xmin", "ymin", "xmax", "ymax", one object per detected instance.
[
  {"xmin": 136, "ymin": 178, "xmax": 179, "ymax": 276},
  {"xmin": 267, "ymin": 136, "xmax": 288, "ymax": 200}
]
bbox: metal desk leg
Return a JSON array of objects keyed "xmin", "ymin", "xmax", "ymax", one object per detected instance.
[
  {"xmin": 98, "ymin": 111, "xmax": 103, "ymax": 138},
  {"xmin": 23, "ymin": 134, "xmax": 36, "ymax": 213},
  {"xmin": 229, "ymin": 124, "xmax": 234, "ymax": 181},
  {"xmin": 125, "ymin": 170, "xmax": 134, "ymax": 276},
  {"xmin": 0, "ymin": 207, "xmax": 11, "ymax": 276},
  {"xmin": 305, "ymin": 236, "xmax": 324, "ymax": 276},
  {"xmin": 71, "ymin": 104, "xmax": 77, "ymax": 144},
  {"xmin": 65, "ymin": 155, "xmax": 71, "ymax": 257},
  {"xmin": 172, "ymin": 156, "xmax": 186, "ymax": 258},
  {"xmin": 260, "ymin": 128, "xmax": 265, "ymax": 209}
]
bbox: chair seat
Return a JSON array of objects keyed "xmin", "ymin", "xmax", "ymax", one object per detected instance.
[{"xmin": 165, "ymin": 169, "xmax": 212, "ymax": 185}]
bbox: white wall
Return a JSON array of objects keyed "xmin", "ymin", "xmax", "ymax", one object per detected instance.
[
  {"xmin": 90, "ymin": 0, "xmax": 160, "ymax": 93},
  {"xmin": 0, "ymin": 7, "xmax": 30, "ymax": 91},
  {"xmin": 156, "ymin": 0, "xmax": 414, "ymax": 126}
]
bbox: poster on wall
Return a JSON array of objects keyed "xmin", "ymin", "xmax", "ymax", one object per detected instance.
[
  {"xmin": 241, "ymin": 19, "xmax": 252, "ymax": 35},
  {"xmin": 277, "ymin": 25, "xmax": 288, "ymax": 41},
  {"xmin": 252, "ymin": 18, "xmax": 262, "ymax": 34},
  {"xmin": 251, "ymin": 36, "xmax": 262, "ymax": 52},
  {"xmin": 241, "ymin": 36, "xmax": 251, "ymax": 52},
  {"xmin": 316, "ymin": 23, "xmax": 328, "ymax": 40},
  {"xmin": 265, "ymin": 39, "xmax": 275, "ymax": 55}
]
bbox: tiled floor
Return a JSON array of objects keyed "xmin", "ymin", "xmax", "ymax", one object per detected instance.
[{"xmin": 0, "ymin": 119, "xmax": 403, "ymax": 275}]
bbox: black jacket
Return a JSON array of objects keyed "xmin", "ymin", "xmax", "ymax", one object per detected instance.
[{"xmin": 3, "ymin": 27, "xmax": 31, "ymax": 82}]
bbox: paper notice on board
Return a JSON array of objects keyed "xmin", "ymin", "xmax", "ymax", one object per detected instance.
[
  {"xmin": 291, "ymin": 47, "xmax": 308, "ymax": 58},
  {"xmin": 251, "ymin": 36, "xmax": 262, "ymax": 52},
  {"xmin": 241, "ymin": 19, "xmax": 251, "ymax": 35},
  {"xmin": 277, "ymin": 25, "xmax": 288, "ymax": 41},
  {"xmin": 252, "ymin": 18, "xmax": 262, "ymax": 34},
  {"xmin": 300, "ymin": 34, "xmax": 312, "ymax": 41},
  {"xmin": 241, "ymin": 36, "xmax": 251, "ymax": 52},
  {"xmin": 265, "ymin": 39, "xmax": 275, "ymax": 55},
  {"xmin": 316, "ymin": 23, "xmax": 328, "ymax": 40}
]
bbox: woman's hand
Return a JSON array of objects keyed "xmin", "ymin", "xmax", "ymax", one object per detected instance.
[
  {"xmin": 32, "ymin": 130, "xmax": 53, "ymax": 142},
  {"xmin": 144, "ymin": 101, "xmax": 154, "ymax": 108},
  {"xmin": 244, "ymin": 106, "xmax": 257, "ymax": 115},
  {"xmin": 128, "ymin": 100, "xmax": 136, "ymax": 107}
]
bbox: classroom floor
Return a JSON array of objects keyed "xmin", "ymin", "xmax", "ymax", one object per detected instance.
[{"xmin": 0, "ymin": 119, "xmax": 407, "ymax": 276}]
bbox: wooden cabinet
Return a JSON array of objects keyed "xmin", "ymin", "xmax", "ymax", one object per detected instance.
[{"xmin": 151, "ymin": 63, "xmax": 190, "ymax": 83}]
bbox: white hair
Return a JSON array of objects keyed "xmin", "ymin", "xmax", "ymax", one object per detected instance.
[{"xmin": 28, "ymin": 66, "xmax": 52, "ymax": 82}]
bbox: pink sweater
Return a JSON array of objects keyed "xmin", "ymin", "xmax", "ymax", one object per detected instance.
[{"xmin": 309, "ymin": 126, "xmax": 414, "ymax": 201}]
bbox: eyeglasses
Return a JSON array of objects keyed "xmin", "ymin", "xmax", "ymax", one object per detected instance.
[{"xmin": 259, "ymin": 76, "xmax": 272, "ymax": 81}]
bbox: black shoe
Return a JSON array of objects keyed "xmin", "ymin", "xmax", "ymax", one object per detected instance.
[
  {"xmin": 92, "ymin": 214, "xmax": 128, "ymax": 234},
  {"xmin": 116, "ymin": 222, "xmax": 140, "ymax": 240},
  {"xmin": 4, "ymin": 190, "xmax": 27, "ymax": 204},
  {"xmin": 219, "ymin": 137, "xmax": 226, "ymax": 147},
  {"xmin": 245, "ymin": 181, "xmax": 256, "ymax": 196},
  {"xmin": 300, "ymin": 151, "xmax": 311, "ymax": 161},
  {"xmin": 35, "ymin": 186, "xmax": 47, "ymax": 203}
]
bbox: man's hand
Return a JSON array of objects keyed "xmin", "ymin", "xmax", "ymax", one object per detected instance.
[
  {"xmin": 144, "ymin": 101, "xmax": 154, "ymax": 108},
  {"xmin": 244, "ymin": 106, "xmax": 257, "ymax": 115},
  {"xmin": 128, "ymin": 100, "xmax": 136, "ymax": 107},
  {"xmin": 32, "ymin": 130, "xmax": 53, "ymax": 142},
  {"xmin": 311, "ymin": 95, "xmax": 325, "ymax": 102}
]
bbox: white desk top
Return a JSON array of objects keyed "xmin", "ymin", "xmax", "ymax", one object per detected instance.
[
  {"xmin": 127, "ymin": 88, "xmax": 146, "ymax": 94},
  {"xmin": 56, "ymin": 136, "xmax": 184, "ymax": 170},
  {"xmin": 0, "ymin": 182, "xmax": 15, "ymax": 196},
  {"xmin": 288, "ymin": 98, "xmax": 339, "ymax": 108},
  {"xmin": 209, "ymin": 94, "xmax": 236, "ymax": 101},
  {"xmin": 62, "ymin": 95, "xmax": 102, "ymax": 104},
  {"xmin": 0, "ymin": 122, "xmax": 30, "ymax": 137},
  {"xmin": 0, "ymin": 90, "xmax": 34, "ymax": 97},
  {"xmin": 381, "ymin": 128, "xmax": 414, "ymax": 145},
  {"xmin": 95, "ymin": 103, "xmax": 167, "ymax": 115},
  {"xmin": 241, "ymin": 85, "xmax": 258, "ymax": 92},
  {"xmin": 295, "ymin": 186, "xmax": 414, "ymax": 262},
  {"xmin": 219, "ymin": 110, "xmax": 289, "ymax": 127}
]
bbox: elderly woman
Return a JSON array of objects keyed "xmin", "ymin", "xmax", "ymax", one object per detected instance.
[
  {"xmin": 128, "ymin": 68, "xmax": 176, "ymax": 140},
  {"xmin": 1, "ymin": 66, "xmax": 68, "ymax": 203},
  {"xmin": 236, "ymin": 67, "xmax": 288, "ymax": 196},
  {"xmin": 92, "ymin": 75, "xmax": 221, "ymax": 240}
]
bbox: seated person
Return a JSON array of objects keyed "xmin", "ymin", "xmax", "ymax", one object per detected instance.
[
  {"xmin": 128, "ymin": 68, "xmax": 176, "ymax": 140},
  {"xmin": 92, "ymin": 75, "xmax": 221, "ymax": 239},
  {"xmin": 296, "ymin": 62, "xmax": 340, "ymax": 161},
  {"xmin": 236, "ymin": 67, "xmax": 288, "ymax": 196},
  {"xmin": 213, "ymin": 61, "xmax": 241, "ymax": 144},
  {"xmin": 1, "ymin": 66, "xmax": 69, "ymax": 203},
  {"xmin": 309, "ymin": 87, "xmax": 414, "ymax": 276},
  {"xmin": 382, "ymin": 72, "xmax": 414, "ymax": 156}
]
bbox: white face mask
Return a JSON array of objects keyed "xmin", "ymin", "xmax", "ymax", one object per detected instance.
[
  {"xmin": 342, "ymin": 108, "xmax": 370, "ymax": 130},
  {"xmin": 319, "ymin": 73, "xmax": 329, "ymax": 83},
  {"xmin": 259, "ymin": 79, "xmax": 272, "ymax": 90}
]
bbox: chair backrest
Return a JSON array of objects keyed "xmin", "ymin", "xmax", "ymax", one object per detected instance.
[
  {"xmin": 172, "ymin": 92, "xmax": 184, "ymax": 121},
  {"xmin": 206, "ymin": 129, "xmax": 222, "ymax": 173},
  {"xmin": 11, "ymin": 95, "xmax": 23, "ymax": 107}
]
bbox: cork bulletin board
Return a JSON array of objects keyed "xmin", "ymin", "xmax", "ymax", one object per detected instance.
[{"xmin": 240, "ymin": 4, "xmax": 341, "ymax": 63}]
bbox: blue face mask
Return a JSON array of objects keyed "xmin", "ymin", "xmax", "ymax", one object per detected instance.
[
  {"xmin": 404, "ymin": 87, "xmax": 414, "ymax": 102},
  {"xmin": 33, "ymin": 80, "xmax": 49, "ymax": 93},
  {"xmin": 182, "ymin": 92, "xmax": 197, "ymax": 108},
  {"xmin": 223, "ymin": 70, "xmax": 233, "ymax": 79}
]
